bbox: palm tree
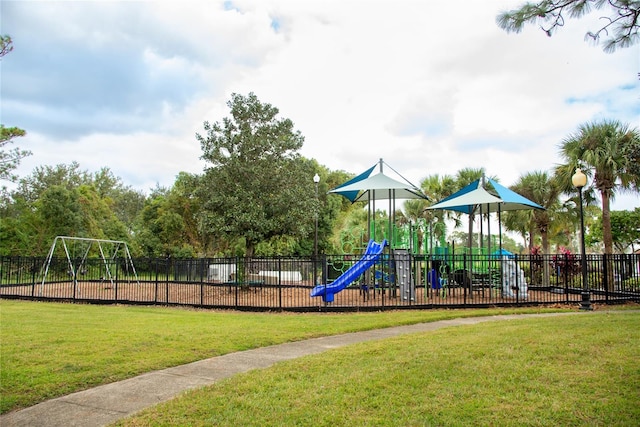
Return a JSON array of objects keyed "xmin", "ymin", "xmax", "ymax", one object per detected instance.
[
  {"xmin": 420, "ymin": 173, "xmax": 459, "ymax": 250},
  {"xmin": 557, "ymin": 120, "xmax": 640, "ymax": 255},
  {"xmin": 502, "ymin": 208, "xmax": 534, "ymax": 251},
  {"xmin": 508, "ymin": 171, "xmax": 562, "ymax": 255},
  {"xmin": 504, "ymin": 171, "xmax": 563, "ymax": 287},
  {"xmin": 454, "ymin": 168, "xmax": 490, "ymax": 254}
]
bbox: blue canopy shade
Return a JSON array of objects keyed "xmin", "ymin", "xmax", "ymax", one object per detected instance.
[
  {"xmin": 487, "ymin": 179, "xmax": 544, "ymax": 211},
  {"xmin": 329, "ymin": 160, "xmax": 428, "ymax": 203},
  {"xmin": 426, "ymin": 178, "xmax": 544, "ymax": 214},
  {"xmin": 330, "ymin": 165, "xmax": 376, "ymax": 202},
  {"xmin": 426, "ymin": 179, "xmax": 501, "ymax": 214}
]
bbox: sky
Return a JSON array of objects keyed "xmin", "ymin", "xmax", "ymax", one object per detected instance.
[{"xmin": 1, "ymin": 0, "xmax": 639, "ymax": 211}]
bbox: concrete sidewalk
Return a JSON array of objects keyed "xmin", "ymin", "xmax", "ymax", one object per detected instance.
[{"xmin": 1, "ymin": 312, "xmax": 580, "ymax": 427}]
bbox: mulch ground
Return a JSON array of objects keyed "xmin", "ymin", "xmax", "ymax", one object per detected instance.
[{"xmin": 2, "ymin": 280, "xmax": 588, "ymax": 309}]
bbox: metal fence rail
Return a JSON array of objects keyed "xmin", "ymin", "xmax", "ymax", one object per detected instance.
[{"xmin": 1, "ymin": 253, "xmax": 639, "ymax": 311}]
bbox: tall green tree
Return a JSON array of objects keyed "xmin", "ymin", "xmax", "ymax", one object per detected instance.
[
  {"xmin": 497, "ymin": 0, "xmax": 640, "ymax": 52},
  {"xmin": 590, "ymin": 208, "xmax": 640, "ymax": 253},
  {"xmin": 0, "ymin": 163, "xmax": 135, "ymax": 255},
  {"xmin": 504, "ymin": 171, "xmax": 563, "ymax": 287},
  {"xmin": 36, "ymin": 185, "xmax": 83, "ymax": 244},
  {"xmin": 415, "ymin": 173, "xmax": 459, "ymax": 252},
  {"xmin": 87, "ymin": 167, "xmax": 146, "ymax": 236},
  {"xmin": 556, "ymin": 119, "xmax": 640, "ymax": 255},
  {"xmin": 506, "ymin": 171, "xmax": 562, "ymax": 255},
  {"xmin": 135, "ymin": 186, "xmax": 198, "ymax": 258},
  {"xmin": 0, "ymin": 37, "xmax": 30, "ymax": 183},
  {"xmin": 0, "ymin": 126, "xmax": 30, "ymax": 182},
  {"xmin": 196, "ymin": 93, "xmax": 315, "ymax": 257},
  {"xmin": 12, "ymin": 162, "xmax": 91, "ymax": 203}
]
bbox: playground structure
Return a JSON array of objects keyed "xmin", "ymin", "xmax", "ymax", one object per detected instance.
[
  {"xmin": 312, "ymin": 161, "xmax": 542, "ymax": 303},
  {"xmin": 323, "ymin": 222, "xmax": 529, "ymax": 303},
  {"xmin": 39, "ymin": 236, "xmax": 139, "ymax": 295}
]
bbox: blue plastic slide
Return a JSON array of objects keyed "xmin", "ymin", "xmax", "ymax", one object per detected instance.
[{"xmin": 310, "ymin": 239, "xmax": 388, "ymax": 303}]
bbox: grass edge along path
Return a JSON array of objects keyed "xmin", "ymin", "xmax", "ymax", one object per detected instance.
[
  {"xmin": 0, "ymin": 300, "xmax": 580, "ymax": 414},
  {"xmin": 116, "ymin": 310, "xmax": 640, "ymax": 427}
]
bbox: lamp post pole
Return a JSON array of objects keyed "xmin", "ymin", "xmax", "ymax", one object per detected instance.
[
  {"xmin": 572, "ymin": 168, "xmax": 592, "ymax": 311},
  {"xmin": 313, "ymin": 173, "xmax": 320, "ymax": 259},
  {"xmin": 313, "ymin": 173, "xmax": 320, "ymax": 285}
]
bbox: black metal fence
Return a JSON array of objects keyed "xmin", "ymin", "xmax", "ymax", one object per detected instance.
[{"xmin": 1, "ymin": 253, "xmax": 639, "ymax": 311}]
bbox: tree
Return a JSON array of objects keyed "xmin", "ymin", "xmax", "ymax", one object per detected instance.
[
  {"xmin": 506, "ymin": 171, "xmax": 563, "ymax": 255},
  {"xmin": 0, "ymin": 35, "xmax": 13, "ymax": 58},
  {"xmin": 622, "ymin": 135, "xmax": 640, "ymax": 183},
  {"xmin": 415, "ymin": 173, "xmax": 459, "ymax": 252},
  {"xmin": 557, "ymin": 119, "xmax": 640, "ymax": 255},
  {"xmin": 590, "ymin": 208, "xmax": 640, "ymax": 253},
  {"xmin": 503, "ymin": 171, "xmax": 563, "ymax": 286},
  {"xmin": 86, "ymin": 167, "xmax": 146, "ymax": 236},
  {"xmin": 0, "ymin": 36, "xmax": 30, "ymax": 182},
  {"xmin": 497, "ymin": 1, "xmax": 640, "ymax": 53},
  {"xmin": 12, "ymin": 162, "xmax": 91, "ymax": 203},
  {"xmin": 1, "ymin": 163, "xmax": 135, "ymax": 255},
  {"xmin": 135, "ymin": 187, "xmax": 198, "ymax": 258},
  {"xmin": 0, "ymin": 124, "xmax": 30, "ymax": 183},
  {"xmin": 36, "ymin": 185, "xmax": 83, "ymax": 243},
  {"xmin": 196, "ymin": 93, "xmax": 315, "ymax": 257}
]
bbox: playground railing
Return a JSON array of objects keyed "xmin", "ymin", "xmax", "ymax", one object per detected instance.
[{"xmin": 1, "ymin": 253, "xmax": 639, "ymax": 311}]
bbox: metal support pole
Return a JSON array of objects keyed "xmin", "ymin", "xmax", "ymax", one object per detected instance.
[{"xmin": 578, "ymin": 186, "xmax": 592, "ymax": 310}]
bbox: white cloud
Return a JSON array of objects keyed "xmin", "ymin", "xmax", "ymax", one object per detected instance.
[{"xmin": 2, "ymin": 0, "xmax": 638, "ymax": 211}]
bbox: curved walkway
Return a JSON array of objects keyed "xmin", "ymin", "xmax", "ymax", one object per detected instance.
[{"xmin": 1, "ymin": 312, "xmax": 584, "ymax": 427}]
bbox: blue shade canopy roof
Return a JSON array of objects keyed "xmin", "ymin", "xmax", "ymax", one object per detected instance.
[
  {"xmin": 426, "ymin": 178, "xmax": 545, "ymax": 214},
  {"xmin": 329, "ymin": 165, "xmax": 376, "ymax": 202},
  {"xmin": 330, "ymin": 161, "xmax": 429, "ymax": 203},
  {"xmin": 425, "ymin": 179, "xmax": 500, "ymax": 214},
  {"xmin": 487, "ymin": 179, "xmax": 544, "ymax": 211}
]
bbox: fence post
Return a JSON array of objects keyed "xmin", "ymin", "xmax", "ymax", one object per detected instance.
[
  {"xmin": 603, "ymin": 253, "xmax": 609, "ymax": 303},
  {"xmin": 165, "ymin": 257, "xmax": 170, "ymax": 304},
  {"xmin": 235, "ymin": 256, "xmax": 239, "ymax": 309},
  {"xmin": 562, "ymin": 253, "xmax": 569, "ymax": 304},
  {"xmin": 31, "ymin": 257, "xmax": 38, "ymax": 297},
  {"xmin": 277, "ymin": 257, "xmax": 282, "ymax": 310},
  {"xmin": 463, "ymin": 253, "xmax": 468, "ymax": 305},
  {"xmin": 154, "ymin": 258, "xmax": 158, "ymax": 303},
  {"xmin": 200, "ymin": 258, "xmax": 205, "ymax": 306},
  {"xmin": 114, "ymin": 257, "xmax": 119, "ymax": 302}
]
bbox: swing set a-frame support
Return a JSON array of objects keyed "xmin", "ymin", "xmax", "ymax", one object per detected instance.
[{"xmin": 39, "ymin": 236, "xmax": 139, "ymax": 294}]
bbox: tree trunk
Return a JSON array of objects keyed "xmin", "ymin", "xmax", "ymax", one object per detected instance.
[
  {"xmin": 601, "ymin": 190, "xmax": 613, "ymax": 255},
  {"xmin": 542, "ymin": 230, "xmax": 550, "ymax": 287},
  {"xmin": 601, "ymin": 190, "xmax": 615, "ymax": 291},
  {"xmin": 245, "ymin": 241, "xmax": 255, "ymax": 258}
]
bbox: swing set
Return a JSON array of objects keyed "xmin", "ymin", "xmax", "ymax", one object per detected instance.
[{"xmin": 39, "ymin": 236, "xmax": 139, "ymax": 292}]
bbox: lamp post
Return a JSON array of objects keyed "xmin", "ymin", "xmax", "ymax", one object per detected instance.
[
  {"xmin": 313, "ymin": 173, "xmax": 320, "ymax": 286},
  {"xmin": 572, "ymin": 168, "xmax": 592, "ymax": 311},
  {"xmin": 313, "ymin": 173, "xmax": 320, "ymax": 258}
]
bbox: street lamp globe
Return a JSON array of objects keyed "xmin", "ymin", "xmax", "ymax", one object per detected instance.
[{"xmin": 572, "ymin": 168, "xmax": 587, "ymax": 188}]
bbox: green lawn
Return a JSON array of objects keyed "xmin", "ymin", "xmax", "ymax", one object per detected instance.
[
  {"xmin": 0, "ymin": 299, "xmax": 563, "ymax": 414},
  {"xmin": 117, "ymin": 310, "xmax": 640, "ymax": 427},
  {"xmin": 2, "ymin": 300, "xmax": 638, "ymax": 426}
]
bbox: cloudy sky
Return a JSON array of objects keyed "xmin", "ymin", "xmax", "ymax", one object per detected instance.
[{"xmin": 2, "ymin": 0, "xmax": 639, "ymax": 210}]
